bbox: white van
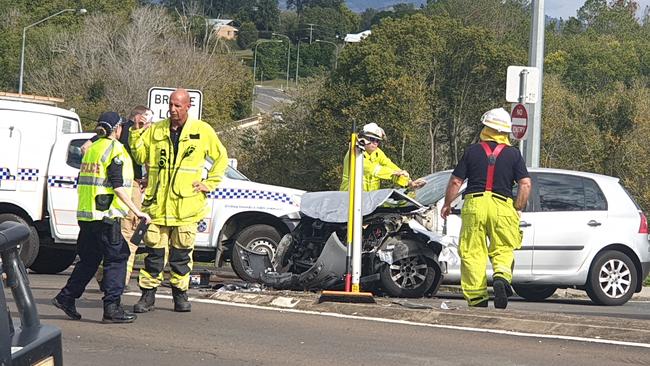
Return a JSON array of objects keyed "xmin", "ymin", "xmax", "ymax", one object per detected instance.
[
  {"xmin": 0, "ymin": 93, "xmax": 82, "ymax": 272},
  {"xmin": 0, "ymin": 93, "xmax": 304, "ymax": 274}
]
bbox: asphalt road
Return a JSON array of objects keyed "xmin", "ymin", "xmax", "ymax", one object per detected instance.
[
  {"xmin": 253, "ymin": 86, "xmax": 291, "ymax": 114},
  {"xmin": 7, "ymin": 270, "xmax": 650, "ymax": 365},
  {"xmin": 435, "ymin": 290, "xmax": 650, "ymax": 321}
]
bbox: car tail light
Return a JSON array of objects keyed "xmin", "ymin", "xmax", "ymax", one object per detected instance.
[{"xmin": 639, "ymin": 212, "xmax": 648, "ymax": 234}]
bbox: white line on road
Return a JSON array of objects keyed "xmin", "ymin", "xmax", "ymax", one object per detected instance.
[{"xmin": 125, "ymin": 292, "xmax": 650, "ymax": 349}]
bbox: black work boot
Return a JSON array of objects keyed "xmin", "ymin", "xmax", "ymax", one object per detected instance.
[
  {"xmin": 172, "ymin": 287, "xmax": 191, "ymax": 312},
  {"xmin": 103, "ymin": 303, "xmax": 137, "ymax": 324},
  {"xmin": 52, "ymin": 295, "xmax": 81, "ymax": 320},
  {"xmin": 493, "ymin": 277, "xmax": 513, "ymax": 309},
  {"xmin": 133, "ymin": 287, "xmax": 156, "ymax": 313}
]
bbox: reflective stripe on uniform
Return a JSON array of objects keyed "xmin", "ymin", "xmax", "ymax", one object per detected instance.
[
  {"xmin": 77, "ymin": 176, "xmax": 134, "ymax": 188},
  {"xmin": 77, "ymin": 207, "xmax": 128, "ymax": 221}
]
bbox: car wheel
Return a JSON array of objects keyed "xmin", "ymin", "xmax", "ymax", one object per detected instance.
[
  {"xmin": 512, "ymin": 285, "xmax": 557, "ymax": 301},
  {"xmin": 29, "ymin": 246, "xmax": 76, "ymax": 274},
  {"xmin": 380, "ymin": 254, "xmax": 438, "ymax": 298},
  {"xmin": 0, "ymin": 213, "xmax": 39, "ymax": 267},
  {"xmin": 586, "ymin": 250, "xmax": 637, "ymax": 306},
  {"xmin": 231, "ymin": 224, "xmax": 281, "ymax": 282}
]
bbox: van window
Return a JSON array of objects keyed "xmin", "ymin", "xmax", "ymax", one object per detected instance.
[
  {"xmin": 62, "ymin": 119, "xmax": 80, "ymax": 134},
  {"xmin": 537, "ymin": 173, "xmax": 607, "ymax": 212},
  {"xmin": 66, "ymin": 139, "xmax": 87, "ymax": 169}
]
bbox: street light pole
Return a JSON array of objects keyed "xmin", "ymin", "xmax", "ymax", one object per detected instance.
[
  {"xmin": 252, "ymin": 39, "xmax": 282, "ymax": 114},
  {"xmin": 272, "ymin": 33, "xmax": 291, "ymax": 91},
  {"xmin": 18, "ymin": 8, "xmax": 87, "ymax": 94},
  {"xmin": 315, "ymin": 39, "xmax": 339, "ymax": 70},
  {"xmin": 295, "ymin": 39, "xmax": 301, "ymax": 86}
]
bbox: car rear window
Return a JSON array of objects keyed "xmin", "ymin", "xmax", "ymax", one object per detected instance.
[{"xmin": 537, "ymin": 173, "xmax": 607, "ymax": 212}]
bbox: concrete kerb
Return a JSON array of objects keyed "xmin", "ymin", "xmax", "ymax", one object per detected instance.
[{"xmin": 184, "ymin": 287, "xmax": 650, "ymax": 345}]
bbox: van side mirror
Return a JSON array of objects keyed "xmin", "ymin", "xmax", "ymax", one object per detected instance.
[{"xmin": 228, "ymin": 158, "xmax": 238, "ymax": 170}]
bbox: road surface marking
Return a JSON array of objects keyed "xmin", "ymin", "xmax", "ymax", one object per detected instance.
[{"xmin": 124, "ymin": 292, "xmax": 650, "ymax": 349}]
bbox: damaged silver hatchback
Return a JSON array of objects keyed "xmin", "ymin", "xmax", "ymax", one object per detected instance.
[{"xmin": 231, "ymin": 189, "xmax": 456, "ymax": 298}]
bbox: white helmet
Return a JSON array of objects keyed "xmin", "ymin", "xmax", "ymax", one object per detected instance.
[
  {"xmin": 361, "ymin": 122, "xmax": 386, "ymax": 140},
  {"xmin": 481, "ymin": 108, "xmax": 512, "ymax": 133}
]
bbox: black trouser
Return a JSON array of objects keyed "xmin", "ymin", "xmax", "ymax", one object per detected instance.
[{"xmin": 58, "ymin": 220, "xmax": 130, "ymax": 306}]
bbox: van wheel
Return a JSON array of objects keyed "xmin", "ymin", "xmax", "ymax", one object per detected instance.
[
  {"xmin": 512, "ymin": 285, "xmax": 557, "ymax": 301},
  {"xmin": 0, "ymin": 213, "xmax": 39, "ymax": 267},
  {"xmin": 30, "ymin": 246, "xmax": 76, "ymax": 274},
  {"xmin": 231, "ymin": 225, "xmax": 281, "ymax": 282},
  {"xmin": 586, "ymin": 250, "xmax": 637, "ymax": 306}
]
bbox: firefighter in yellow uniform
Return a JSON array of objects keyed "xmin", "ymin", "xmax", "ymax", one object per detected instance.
[
  {"xmin": 130, "ymin": 89, "xmax": 228, "ymax": 313},
  {"xmin": 340, "ymin": 123, "xmax": 426, "ymax": 192},
  {"xmin": 441, "ymin": 108, "xmax": 531, "ymax": 309},
  {"xmin": 52, "ymin": 112, "xmax": 150, "ymax": 323}
]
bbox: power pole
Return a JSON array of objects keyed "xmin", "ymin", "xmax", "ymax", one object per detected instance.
[{"xmin": 307, "ymin": 23, "xmax": 315, "ymax": 44}]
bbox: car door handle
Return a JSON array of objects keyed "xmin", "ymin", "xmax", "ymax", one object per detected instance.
[
  {"xmin": 450, "ymin": 208, "xmax": 461, "ymax": 215},
  {"xmin": 54, "ymin": 179, "xmax": 76, "ymax": 185},
  {"xmin": 587, "ymin": 220, "xmax": 602, "ymax": 227},
  {"xmin": 519, "ymin": 221, "xmax": 531, "ymax": 228}
]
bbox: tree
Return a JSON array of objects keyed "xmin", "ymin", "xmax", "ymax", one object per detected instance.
[
  {"xmin": 27, "ymin": 6, "xmax": 251, "ymax": 130},
  {"xmin": 0, "ymin": 0, "xmax": 138, "ymax": 91},
  {"xmin": 237, "ymin": 21, "xmax": 258, "ymax": 48},
  {"xmin": 286, "ymin": 0, "xmax": 344, "ymax": 15},
  {"xmin": 239, "ymin": 13, "xmax": 525, "ymax": 190},
  {"xmin": 359, "ymin": 8, "xmax": 377, "ymax": 30},
  {"xmin": 540, "ymin": 75, "xmax": 605, "ymax": 172},
  {"xmin": 577, "ymin": 0, "xmax": 608, "ymax": 26}
]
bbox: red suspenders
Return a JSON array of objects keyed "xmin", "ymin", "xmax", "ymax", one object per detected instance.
[{"xmin": 479, "ymin": 142, "xmax": 506, "ymax": 191}]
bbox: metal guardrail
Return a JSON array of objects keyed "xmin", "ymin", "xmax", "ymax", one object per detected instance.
[{"xmin": 218, "ymin": 114, "xmax": 264, "ymax": 134}]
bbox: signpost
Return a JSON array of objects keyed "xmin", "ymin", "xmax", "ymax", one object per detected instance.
[
  {"xmin": 147, "ymin": 87, "xmax": 203, "ymax": 122},
  {"xmin": 511, "ymin": 103, "xmax": 528, "ymax": 140},
  {"xmin": 505, "ymin": 66, "xmax": 540, "ymax": 104}
]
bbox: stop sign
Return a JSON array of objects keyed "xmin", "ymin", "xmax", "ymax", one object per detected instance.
[{"xmin": 511, "ymin": 103, "xmax": 528, "ymax": 140}]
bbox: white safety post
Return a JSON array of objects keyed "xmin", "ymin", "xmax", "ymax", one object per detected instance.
[{"xmin": 351, "ymin": 141, "xmax": 364, "ymax": 291}]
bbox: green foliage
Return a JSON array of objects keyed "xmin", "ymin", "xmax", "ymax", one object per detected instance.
[
  {"xmin": 241, "ymin": 12, "xmax": 526, "ymax": 190},
  {"xmin": 16, "ymin": 6, "xmax": 250, "ymax": 132},
  {"xmin": 300, "ymin": 5, "xmax": 360, "ymax": 40},
  {"xmin": 256, "ymin": 42, "xmax": 288, "ymax": 81},
  {"xmin": 237, "ymin": 21, "xmax": 258, "ymax": 49}
]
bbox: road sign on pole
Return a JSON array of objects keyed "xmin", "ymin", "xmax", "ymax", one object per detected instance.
[
  {"xmin": 148, "ymin": 87, "xmax": 203, "ymax": 122},
  {"xmin": 505, "ymin": 66, "xmax": 540, "ymax": 104},
  {"xmin": 511, "ymin": 103, "xmax": 528, "ymax": 140}
]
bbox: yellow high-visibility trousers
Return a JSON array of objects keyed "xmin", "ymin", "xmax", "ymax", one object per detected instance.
[
  {"xmin": 458, "ymin": 192, "xmax": 522, "ymax": 306},
  {"xmin": 138, "ymin": 223, "xmax": 196, "ymax": 291}
]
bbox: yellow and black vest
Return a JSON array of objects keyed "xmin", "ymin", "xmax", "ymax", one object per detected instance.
[{"xmin": 77, "ymin": 138, "xmax": 134, "ymax": 222}]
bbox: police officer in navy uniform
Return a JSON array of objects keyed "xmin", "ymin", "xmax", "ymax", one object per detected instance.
[
  {"xmin": 52, "ymin": 112, "xmax": 151, "ymax": 323},
  {"xmin": 441, "ymin": 108, "xmax": 531, "ymax": 309}
]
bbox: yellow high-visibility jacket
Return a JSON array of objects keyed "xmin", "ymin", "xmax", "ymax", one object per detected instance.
[
  {"xmin": 340, "ymin": 148, "xmax": 407, "ymax": 191},
  {"xmin": 77, "ymin": 138, "xmax": 134, "ymax": 221},
  {"xmin": 129, "ymin": 118, "xmax": 228, "ymax": 226}
]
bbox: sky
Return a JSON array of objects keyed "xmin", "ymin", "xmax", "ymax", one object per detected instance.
[{"xmin": 545, "ymin": 0, "xmax": 650, "ymax": 19}]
